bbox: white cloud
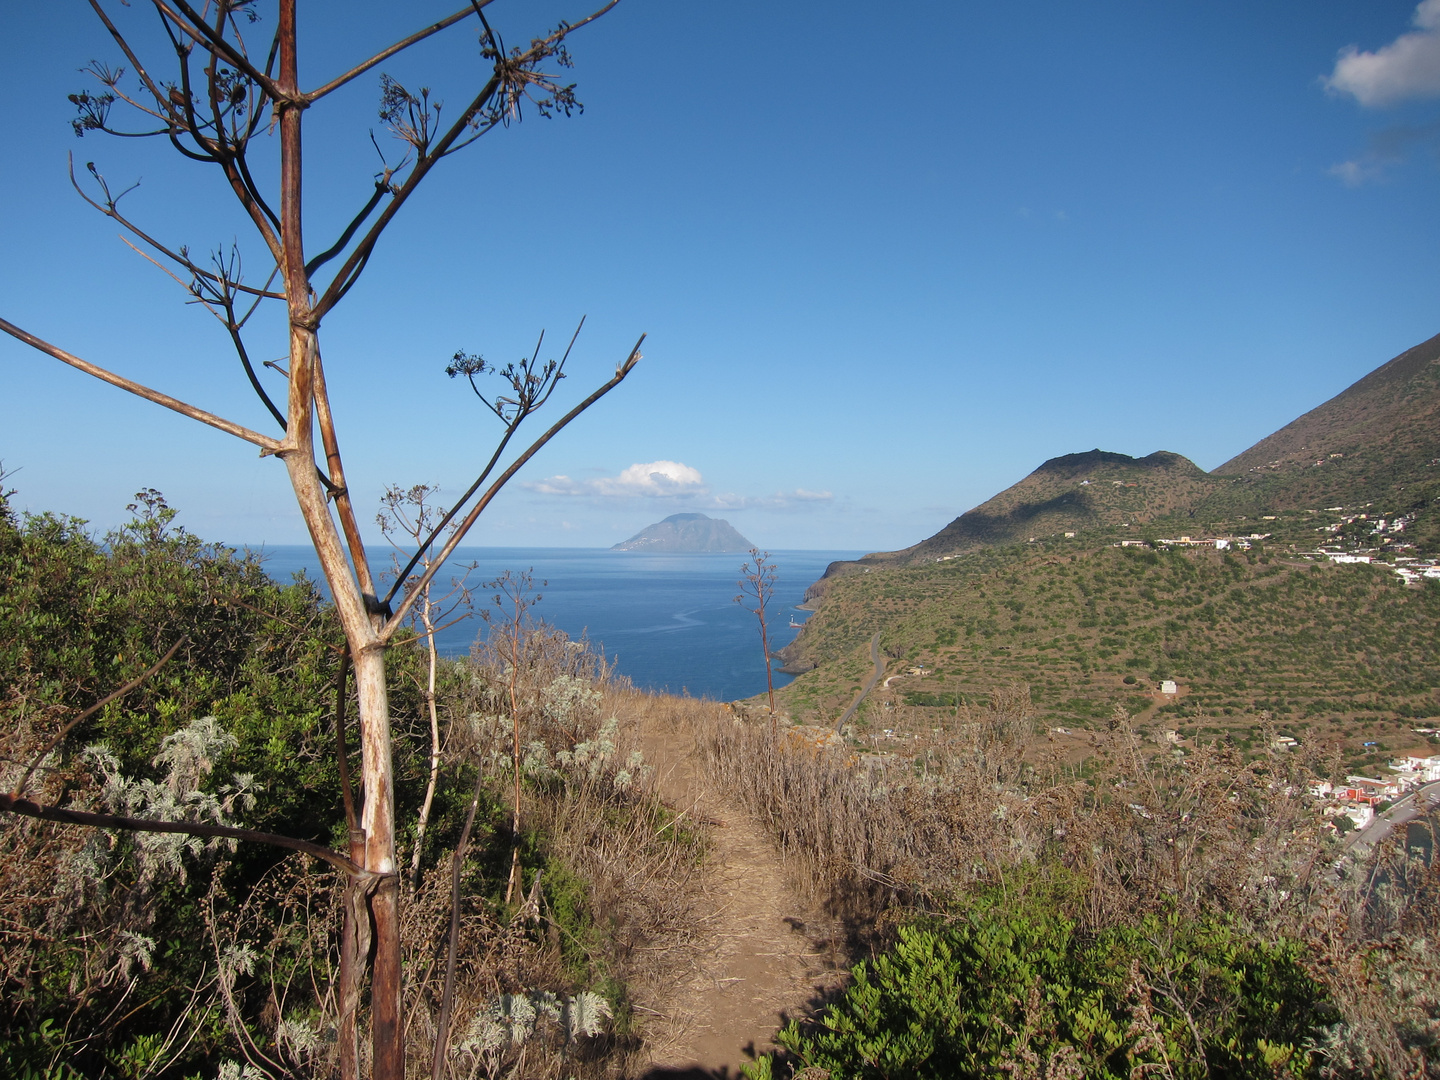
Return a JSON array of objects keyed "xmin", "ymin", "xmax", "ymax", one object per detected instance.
[
  {"xmin": 526, "ymin": 459, "xmax": 708, "ymax": 499},
  {"xmin": 704, "ymin": 488, "xmax": 835, "ymax": 512},
  {"xmin": 1326, "ymin": 0, "xmax": 1440, "ymax": 107},
  {"xmin": 525, "ymin": 463, "xmax": 833, "ymax": 512},
  {"xmin": 602, "ymin": 460, "xmax": 707, "ymax": 497}
]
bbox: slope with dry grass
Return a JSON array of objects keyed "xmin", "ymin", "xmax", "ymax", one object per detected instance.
[{"xmin": 693, "ymin": 692, "xmax": 1440, "ymax": 1078}]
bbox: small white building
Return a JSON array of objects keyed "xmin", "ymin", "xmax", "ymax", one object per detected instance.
[
  {"xmin": 1159, "ymin": 680, "xmax": 1178, "ymax": 696},
  {"xmin": 1344, "ymin": 804, "xmax": 1375, "ymax": 830}
]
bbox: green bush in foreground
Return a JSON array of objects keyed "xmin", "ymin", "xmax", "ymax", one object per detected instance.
[{"xmin": 749, "ymin": 884, "xmax": 1331, "ymax": 1080}]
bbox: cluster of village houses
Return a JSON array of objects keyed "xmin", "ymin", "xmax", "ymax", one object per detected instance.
[
  {"xmin": 1318, "ymin": 550, "xmax": 1440, "ymax": 585},
  {"xmin": 1109, "ymin": 534, "xmax": 1264, "ymax": 550},
  {"xmin": 1298, "ymin": 507, "xmax": 1440, "ymax": 582},
  {"xmin": 1102, "ymin": 508, "xmax": 1440, "ymax": 586},
  {"xmin": 1308, "ymin": 744, "xmax": 1440, "ymax": 832}
]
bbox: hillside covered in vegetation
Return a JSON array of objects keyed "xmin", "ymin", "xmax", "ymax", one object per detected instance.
[
  {"xmin": 782, "ymin": 331, "xmax": 1440, "ymax": 774},
  {"xmin": 1213, "ymin": 330, "xmax": 1440, "ymax": 513},
  {"xmin": 779, "ymin": 538, "xmax": 1439, "ymax": 768}
]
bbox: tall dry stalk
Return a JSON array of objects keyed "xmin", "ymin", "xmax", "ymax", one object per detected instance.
[
  {"xmin": 3, "ymin": 5, "xmax": 641, "ymax": 1075},
  {"xmin": 481, "ymin": 570, "xmax": 545, "ymax": 905},
  {"xmin": 377, "ymin": 483, "xmax": 479, "ymax": 888},
  {"xmin": 736, "ymin": 548, "xmax": 779, "ymax": 732}
]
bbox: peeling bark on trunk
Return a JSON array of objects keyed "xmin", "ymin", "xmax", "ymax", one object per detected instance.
[
  {"xmin": 337, "ymin": 843, "xmax": 371, "ymax": 1080},
  {"xmin": 276, "ymin": 11, "xmax": 403, "ymax": 1073},
  {"xmin": 353, "ymin": 646, "xmax": 401, "ymax": 1079},
  {"xmin": 411, "ymin": 600, "xmax": 443, "ymax": 887}
]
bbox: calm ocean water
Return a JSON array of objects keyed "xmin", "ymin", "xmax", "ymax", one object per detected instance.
[{"xmin": 252, "ymin": 546, "xmax": 863, "ymax": 702}]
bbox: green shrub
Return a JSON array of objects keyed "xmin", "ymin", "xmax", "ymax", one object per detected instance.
[
  {"xmin": 766, "ymin": 884, "xmax": 1329, "ymax": 1079},
  {"xmin": 0, "ymin": 490, "xmax": 435, "ymax": 1075}
]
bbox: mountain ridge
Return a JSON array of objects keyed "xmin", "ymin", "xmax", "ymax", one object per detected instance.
[
  {"xmin": 1217, "ymin": 330, "xmax": 1440, "ymax": 478},
  {"xmin": 805, "ymin": 330, "xmax": 1440, "ymax": 602}
]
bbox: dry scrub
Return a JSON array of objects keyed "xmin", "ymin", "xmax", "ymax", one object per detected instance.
[
  {"xmin": 694, "ymin": 689, "xmax": 1440, "ymax": 1076},
  {"xmin": 2, "ymin": 629, "xmax": 715, "ymax": 1079},
  {"xmin": 9, "ymin": 624, "xmax": 1437, "ymax": 1076}
]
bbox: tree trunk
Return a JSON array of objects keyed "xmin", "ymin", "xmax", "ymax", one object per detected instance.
[
  {"xmin": 277, "ymin": 367, "xmax": 402, "ymax": 1077},
  {"xmin": 411, "ymin": 600, "xmax": 442, "ymax": 887},
  {"xmin": 354, "ymin": 644, "xmax": 401, "ymax": 1079},
  {"xmin": 337, "ymin": 839, "xmax": 370, "ymax": 1080},
  {"xmin": 275, "ymin": 8, "xmax": 402, "ymax": 1072}
]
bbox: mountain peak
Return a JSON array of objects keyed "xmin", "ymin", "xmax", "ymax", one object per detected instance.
[
  {"xmin": 613, "ymin": 513, "xmax": 752, "ymax": 553},
  {"xmin": 1034, "ymin": 449, "xmax": 1201, "ymax": 477},
  {"xmin": 800, "ymin": 329, "xmax": 1440, "ymax": 602}
]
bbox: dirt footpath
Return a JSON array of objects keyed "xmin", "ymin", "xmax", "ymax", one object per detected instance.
[{"xmin": 633, "ymin": 713, "xmax": 846, "ymax": 1078}]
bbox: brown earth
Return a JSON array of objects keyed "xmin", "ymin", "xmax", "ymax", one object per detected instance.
[{"xmin": 630, "ymin": 710, "xmax": 847, "ymax": 1078}]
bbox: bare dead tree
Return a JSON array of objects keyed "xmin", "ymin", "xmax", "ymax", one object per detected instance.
[
  {"xmin": 737, "ymin": 548, "xmax": 779, "ymax": 732},
  {"xmin": 0, "ymin": 4, "xmax": 636, "ymax": 1078}
]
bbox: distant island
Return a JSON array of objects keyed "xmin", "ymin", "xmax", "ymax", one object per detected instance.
[{"xmin": 612, "ymin": 513, "xmax": 753, "ymax": 552}]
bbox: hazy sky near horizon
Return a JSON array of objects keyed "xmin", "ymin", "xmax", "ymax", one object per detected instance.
[{"xmin": 3, "ymin": 1, "xmax": 1439, "ymax": 552}]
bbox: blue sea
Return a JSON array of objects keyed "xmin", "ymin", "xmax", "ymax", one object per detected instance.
[{"xmin": 251, "ymin": 547, "xmax": 862, "ymax": 702}]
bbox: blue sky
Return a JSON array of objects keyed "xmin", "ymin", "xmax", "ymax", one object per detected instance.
[{"xmin": 3, "ymin": 1, "xmax": 1439, "ymax": 552}]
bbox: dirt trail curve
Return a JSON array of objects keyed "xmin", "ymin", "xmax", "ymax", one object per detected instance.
[
  {"xmin": 634, "ymin": 715, "xmax": 846, "ymax": 1079},
  {"xmin": 835, "ymin": 632, "xmax": 884, "ymax": 732}
]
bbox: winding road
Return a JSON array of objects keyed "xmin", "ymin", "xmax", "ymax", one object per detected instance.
[{"xmin": 835, "ymin": 632, "xmax": 884, "ymax": 732}]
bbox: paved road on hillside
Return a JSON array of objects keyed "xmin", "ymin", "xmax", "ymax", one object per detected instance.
[
  {"xmin": 835, "ymin": 632, "xmax": 884, "ymax": 732},
  {"xmin": 1347, "ymin": 779, "xmax": 1440, "ymax": 855}
]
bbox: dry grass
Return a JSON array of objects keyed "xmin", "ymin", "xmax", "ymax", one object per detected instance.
[
  {"xmin": 403, "ymin": 633, "xmax": 713, "ymax": 1078},
  {"xmin": 689, "ymin": 688, "xmax": 1440, "ymax": 1075},
  {"xmin": 696, "ymin": 688, "xmax": 1322, "ymax": 926}
]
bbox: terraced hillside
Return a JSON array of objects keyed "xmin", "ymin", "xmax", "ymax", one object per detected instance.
[
  {"xmin": 777, "ymin": 539, "xmax": 1440, "ymax": 768},
  {"xmin": 1195, "ymin": 331, "xmax": 1440, "ymax": 539}
]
